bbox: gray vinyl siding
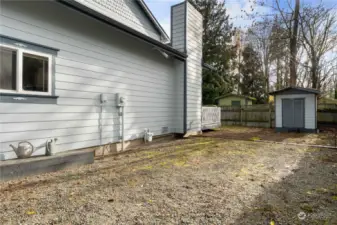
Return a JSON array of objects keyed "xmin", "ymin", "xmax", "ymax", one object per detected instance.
[
  {"xmin": 185, "ymin": 2, "xmax": 203, "ymax": 132},
  {"xmin": 275, "ymin": 94, "xmax": 316, "ymax": 129},
  {"xmin": 174, "ymin": 60, "xmax": 185, "ymax": 134},
  {"xmin": 0, "ymin": 1, "xmax": 181, "ymax": 160},
  {"xmin": 74, "ymin": 0, "xmax": 161, "ymax": 41},
  {"xmin": 171, "ymin": 3, "xmax": 186, "ymax": 52}
]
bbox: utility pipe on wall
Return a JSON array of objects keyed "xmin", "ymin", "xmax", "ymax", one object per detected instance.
[
  {"xmin": 116, "ymin": 93, "xmax": 125, "ymax": 151},
  {"xmin": 121, "ymin": 105, "xmax": 125, "ymax": 151}
]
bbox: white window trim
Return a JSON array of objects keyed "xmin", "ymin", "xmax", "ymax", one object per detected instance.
[{"xmin": 0, "ymin": 43, "xmax": 52, "ymax": 96}]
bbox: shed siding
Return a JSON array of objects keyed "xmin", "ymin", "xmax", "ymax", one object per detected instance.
[
  {"xmin": 186, "ymin": 2, "xmax": 203, "ymax": 132},
  {"xmin": 275, "ymin": 94, "xmax": 316, "ymax": 129},
  {"xmin": 0, "ymin": 1, "xmax": 180, "ymax": 160},
  {"xmin": 171, "ymin": 3, "xmax": 186, "ymax": 52},
  {"xmin": 74, "ymin": 0, "xmax": 161, "ymax": 41}
]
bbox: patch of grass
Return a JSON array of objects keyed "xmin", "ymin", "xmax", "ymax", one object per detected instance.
[
  {"xmin": 249, "ymin": 137, "xmax": 261, "ymax": 141},
  {"xmin": 137, "ymin": 165, "xmax": 153, "ymax": 170},
  {"xmin": 300, "ymin": 203, "xmax": 315, "ymax": 213},
  {"xmin": 253, "ymin": 204, "xmax": 274, "ymax": 213},
  {"xmin": 316, "ymin": 187, "xmax": 329, "ymax": 193},
  {"xmin": 159, "ymin": 161, "xmax": 168, "ymax": 167},
  {"xmin": 318, "ymin": 155, "xmax": 337, "ymax": 163},
  {"xmin": 143, "ymin": 150, "xmax": 162, "ymax": 159},
  {"xmin": 236, "ymin": 168, "xmax": 250, "ymax": 177},
  {"xmin": 127, "ymin": 179, "xmax": 138, "ymax": 187}
]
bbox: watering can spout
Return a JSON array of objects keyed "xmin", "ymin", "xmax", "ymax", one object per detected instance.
[{"xmin": 9, "ymin": 144, "xmax": 18, "ymax": 154}]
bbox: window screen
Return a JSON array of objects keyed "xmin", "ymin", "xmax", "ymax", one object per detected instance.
[
  {"xmin": 0, "ymin": 47, "xmax": 17, "ymax": 90},
  {"xmin": 22, "ymin": 53, "xmax": 49, "ymax": 92}
]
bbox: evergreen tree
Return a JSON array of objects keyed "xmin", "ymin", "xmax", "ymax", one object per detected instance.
[
  {"xmin": 189, "ymin": 0, "xmax": 235, "ymax": 104},
  {"xmin": 240, "ymin": 45, "xmax": 267, "ymax": 103}
]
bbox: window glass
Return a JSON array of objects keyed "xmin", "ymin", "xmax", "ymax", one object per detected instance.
[
  {"xmin": 0, "ymin": 47, "xmax": 17, "ymax": 90},
  {"xmin": 22, "ymin": 53, "xmax": 49, "ymax": 92},
  {"xmin": 231, "ymin": 100, "xmax": 241, "ymax": 107}
]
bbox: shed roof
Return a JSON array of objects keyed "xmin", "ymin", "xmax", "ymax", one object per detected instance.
[
  {"xmin": 214, "ymin": 93, "xmax": 255, "ymax": 101},
  {"xmin": 269, "ymin": 87, "xmax": 320, "ymax": 95}
]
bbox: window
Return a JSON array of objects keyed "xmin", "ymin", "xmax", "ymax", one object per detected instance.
[
  {"xmin": 231, "ymin": 100, "xmax": 241, "ymax": 107},
  {"xmin": 0, "ymin": 44, "xmax": 52, "ymax": 95},
  {"xmin": 0, "ymin": 47, "xmax": 16, "ymax": 90}
]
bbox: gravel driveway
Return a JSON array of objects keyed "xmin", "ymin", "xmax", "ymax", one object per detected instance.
[{"xmin": 1, "ymin": 127, "xmax": 336, "ymax": 224}]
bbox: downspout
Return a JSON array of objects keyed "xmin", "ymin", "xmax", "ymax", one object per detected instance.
[
  {"xmin": 121, "ymin": 105, "xmax": 124, "ymax": 151},
  {"xmin": 183, "ymin": 0, "xmax": 187, "ymax": 134},
  {"xmin": 184, "ymin": 60, "xmax": 187, "ymax": 134},
  {"xmin": 116, "ymin": 93, "xmax": 125, "ymax": 151}
]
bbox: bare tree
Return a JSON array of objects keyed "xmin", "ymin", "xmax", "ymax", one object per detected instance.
[
  {"xmin": 272, "ymin": 0, "xmax": 300, "ymax": 86},
  {"xmin": 299, "ymin": 5, "xmax": 337, "ymax": 90},
  {"xmin": 247, "ymin": 18, "xmax": 273, "ymax": 94}
]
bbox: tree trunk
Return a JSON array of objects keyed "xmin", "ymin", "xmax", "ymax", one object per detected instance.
[
  {"xmin": 276, "ymin": 57, "xmax": 281, "ymax": 89},
  {"xmin": 289, "ymin": 0, "xmax": 300, "ymax": 86},
  {"xmin": 265, "ymin": 61, "xmax": 269, "ymax": 94},
  {"xmin": 284, "ymin": 56, "xmax": 289, "ymax": 86},
  {"xmin": 311, "ymin": 59, "xmax": 318, "ymax": 89}
]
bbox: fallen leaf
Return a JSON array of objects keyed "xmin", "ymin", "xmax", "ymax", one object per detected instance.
[{"xmin": 26, "ymin": 210, "xmax": 36, "ymax": 215}]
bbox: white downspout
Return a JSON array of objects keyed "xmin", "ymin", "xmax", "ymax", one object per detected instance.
[
  {"xmin": 116, "ymin": 93, "xmax": 125, "ymax": 151},
  {"xmin": 121, "ymin": 105, "xmax": 124, "ymax": 151}
]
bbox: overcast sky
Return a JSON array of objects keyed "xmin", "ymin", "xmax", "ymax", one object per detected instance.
[{"xmin": 144, "ymin": 0, "xmax": 337, "ymax": 37}]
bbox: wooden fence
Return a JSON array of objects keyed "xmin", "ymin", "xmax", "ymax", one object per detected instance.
[
  {"xmin": 221, "ymin": 104, "xmax": 337, "ymax": 128},
  {"xmin": 221, "ymin": 104, "xmax": 274, "ymax": 128}
]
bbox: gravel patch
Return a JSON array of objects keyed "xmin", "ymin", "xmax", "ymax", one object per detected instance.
[{"xmin": 1, "ymin": 128, "xmax": 336, "ymax": 224}]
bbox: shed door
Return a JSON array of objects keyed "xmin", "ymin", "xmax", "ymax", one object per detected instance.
[
  {"xmin": 282, "ymin": 99, "xmax": 294, "ymax": 128},
  {"xmin": 293, "ymin": 99, "xmax": 304, "ymax": 128},
  {"xmin": 282, "ymin": 99, "xmax": 304, "ymax": 128}
]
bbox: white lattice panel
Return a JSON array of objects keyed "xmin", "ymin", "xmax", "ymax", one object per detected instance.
[{"xmin": 202, "ymin": 107, "xmax": 221, "ymax": 130}]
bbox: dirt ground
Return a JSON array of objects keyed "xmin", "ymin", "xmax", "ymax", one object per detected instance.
[{"xmin": 1, "ymin": 127, "xmax": 337, "ymax": 225}]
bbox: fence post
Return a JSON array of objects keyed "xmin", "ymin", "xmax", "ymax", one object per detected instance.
[
  {"xmin": 244, "ymin": 105, "xmax": 247, "ymax": 126},
  {"xmin": 240, "ymin": 106, "xmax": 243, "ymax": 125},
  {"xmin": 268, "ymin": 103, "xmax": 272, "ymax": 128}
]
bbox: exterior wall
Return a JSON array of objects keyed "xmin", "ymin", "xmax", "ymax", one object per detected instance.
[
  {"xmin": 275, "ymin": 94, "xmax": 316, "ymax": 129},
  {"xmin": 218, "ymin": 97, "xmax": 252, "ymax": 106},
  {"xmin": 171, "ymin": 3, "xmax": 186, "ymax": 52},
  {"xmin": 0, "ymin": 1, "xmax": 181, "ymax": 160},
  {"xmin": 174, "ymin": 60, "xmax": 185, "ymax": 134},
  {"xmin": 74, "ymin": 0, "xmax": 162, "ymax": 41},
  {"xmin": 185, "ymin": 2, "xmax": 203, "ymax": 132}
]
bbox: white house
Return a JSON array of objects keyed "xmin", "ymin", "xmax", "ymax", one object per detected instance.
[{"xmin": 0, "ymin": 0, "xmax": 203, "ymax": 161}]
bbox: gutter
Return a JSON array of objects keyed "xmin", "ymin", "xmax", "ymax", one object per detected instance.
[{"xmin": 56, "ymin": 0, "xmax": 187, "ymax": 61}]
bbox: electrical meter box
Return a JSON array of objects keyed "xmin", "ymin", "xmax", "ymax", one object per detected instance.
[
  {"xmin": 100, "ymin": 93, "xmax": 107, "ymax": 103},
  {"xmin": 116, "ymin": 93, "xmax": 125, "ymax": 107}
]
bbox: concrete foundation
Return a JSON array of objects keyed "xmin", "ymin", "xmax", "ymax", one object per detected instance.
[
  {"xmin": 0, "ymin": 134, "xmax": 176, "ymax": 181},
  {"xmin": 0, "ymin": 149, "xmax": 94, "ymax": 182}
]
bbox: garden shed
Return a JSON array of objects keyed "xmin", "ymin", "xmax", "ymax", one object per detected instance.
[{"xmin": 270, "ymin": 87, "xmax": 320, "ymax": 133}]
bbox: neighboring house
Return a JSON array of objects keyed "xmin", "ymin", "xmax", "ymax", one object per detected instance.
[
  {"xmin": 270, "ymin": 87, "xmax": 319, "ymax": 133},
  {"xmin": 0, "ymin": 0, "xmax": 203, "ymax": 160},
  {"xmin": 215, "ymin": 94, "xmax": 254, "ymax": 107}
]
